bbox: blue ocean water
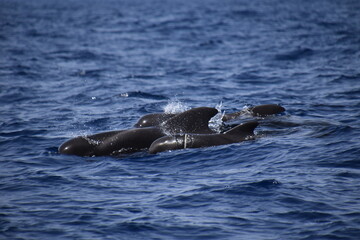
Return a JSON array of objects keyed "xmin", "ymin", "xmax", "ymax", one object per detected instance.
[{"xmin": 1, "ymin": 0, "xmax": 360, "ymax": 239}]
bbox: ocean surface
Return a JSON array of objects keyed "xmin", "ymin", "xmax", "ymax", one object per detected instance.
[{"xmin": 1, "ymin": 0, "xmax": 360, "ymax": 239}]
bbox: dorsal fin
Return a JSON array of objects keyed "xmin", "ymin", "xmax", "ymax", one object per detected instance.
[
  {"xmin": 225, "ymin": 121, "xmax": 259, "ymax": 137},
  {"xmin": 162, "ymin": 107, "xmax": 218, "ymax": 134}
]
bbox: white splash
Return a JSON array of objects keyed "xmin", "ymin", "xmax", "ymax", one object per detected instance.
[
  {"xmin": 242, "ymin": 105, "xmax": 252, "ymax": 115},
  {"xmin": 163, "ymin": 99, "xmax": 189, "ymax": 114},
  {"xmin": 209, "ymin": 101, "xmax": 225, "ymax": 133}
]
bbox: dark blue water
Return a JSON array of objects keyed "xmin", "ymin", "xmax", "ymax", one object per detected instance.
[{"xmin": 1, "ymin": 0, "xmax": 360, "ymax": 239}]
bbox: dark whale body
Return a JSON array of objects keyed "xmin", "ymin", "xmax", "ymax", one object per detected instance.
[
  {"xmin": 135, "ymin": 104, "xmax": 285, "ymax": 128},
  {"xmin": 59, "ymin": 104, "xmax": 284, "ymax": 157},
  {"xmin": 149, "ymin": 121, "xmax": 259, "ymax": 154},
  {"xmin": 222, "ymin": 104, "xmax": 285, "ymax": 121},
  {"xmin": 134, "ymin": 113, "xmax": 176, "ymax": 128},
  {"xmin": 59, "ymin": 107, "xmax": 218, "ymax": 157}
]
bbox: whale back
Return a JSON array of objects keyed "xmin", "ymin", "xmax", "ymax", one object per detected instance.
[
  {"xmin": 162, "ymin": 107, "xmax": 218, "ymax": 134},
  {"xmin": 149, "ymin": 121, "xmax": 259, "ymax": 154},
  {"xmin": 250, "ymin": 104, "xmax": 285, "ymax": 117},
  {"xmin": 225, "ymin": 121, "xmax": 259, "ymax": 140},
  {"xmin": 134, "ymin": 113, "xmax": 176, "ymax": 128}
]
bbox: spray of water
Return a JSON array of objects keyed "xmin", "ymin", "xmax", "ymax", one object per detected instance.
[
  {"xmin": 209, "ymin": 102, "xmax": 225, "ymax": 133},
  {"xmin": 163, "ymin": 99, "xmax": 189, "ymax": 114}
]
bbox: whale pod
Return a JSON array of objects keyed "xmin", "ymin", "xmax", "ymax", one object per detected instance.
[{"xmin": 59, "ymin": 107, "xmax": 218, "ymax": 156}]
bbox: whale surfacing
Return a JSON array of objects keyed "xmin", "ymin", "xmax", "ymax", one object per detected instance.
[
  {"xmin": 149, "ymin": 121, "xmax": 259, "ymax": 154},
  {"xmin": 135, "ymin": 104, "xmax": 285, "ymax": 127},
  {"xmin": 59, "ymin": 104, "xmax": 284, "ymax": 157},
  {"xmin": 59, "ymin": 107, "xmax": 218, "ymax": 157}
]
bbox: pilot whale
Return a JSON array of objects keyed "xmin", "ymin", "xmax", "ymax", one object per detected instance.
[
  {"xmin": 134, "ymin": 104, "xmax": 285, "ymax": 128},
  {"xmin": 222, "ymin": 104, "xmax": 285, "ymax": 121},
  {"xmin": 59, "ymin": 107, "xmax": 218, "ymax": 157},
  {"xmin": 149, "ymin": 121, "xmax": 259, "ymax": 154}
]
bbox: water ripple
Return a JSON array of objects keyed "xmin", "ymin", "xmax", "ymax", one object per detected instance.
[{"xmin": 1, "ymin": 0, "xmax": 360, "ymax": 239}]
